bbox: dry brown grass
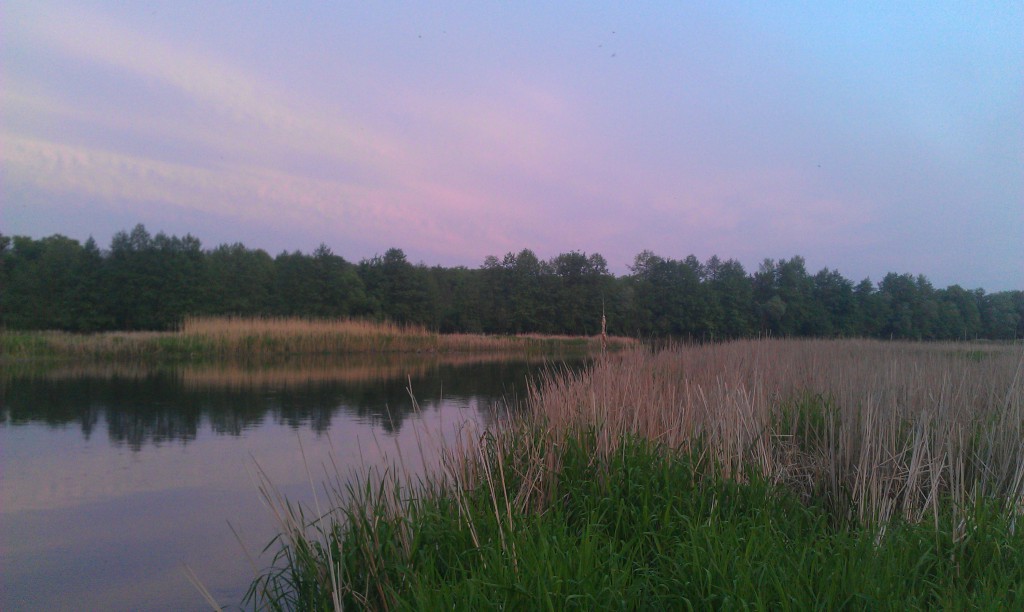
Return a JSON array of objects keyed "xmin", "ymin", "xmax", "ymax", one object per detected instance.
[
  {"xmin": 180, "ymin": 315, "xmax": 438, "ymax": 356},
  {"xmin": 518, "ymin": 339, "xmax": 1024, "ymax": 527},
  {"xmin": 245, "ymin": 338, "xmax": 1024, "ymax": 608},
  {"xmin": 182, "ymin": 315, "xmax": 426, "ymax": 339},
  {"xmin": 1, "ymin": 316, "xmax": 635, "ymax": 361}
]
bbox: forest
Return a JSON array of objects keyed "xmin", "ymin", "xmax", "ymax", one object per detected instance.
[{"xmin": 1, "ymin": 224, "xmax": 1022, "ymax": 340}]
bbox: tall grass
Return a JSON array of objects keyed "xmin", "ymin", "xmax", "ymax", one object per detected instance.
[
  {"xmin": 0, "ymin": 316, "xmax": 633, "ymax": 362},
  {"xmin": 531, "ymin": 339, "xmax": 1023, "ymax": 527},
  {"xmin": 244, "ymin": 339, "xmax": 1024, "ymax": 609}
]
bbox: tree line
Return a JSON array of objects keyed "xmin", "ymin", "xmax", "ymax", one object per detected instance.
[{"xmin": 1, "ymin": 224, "xmax": 1022, "ymax": 340}]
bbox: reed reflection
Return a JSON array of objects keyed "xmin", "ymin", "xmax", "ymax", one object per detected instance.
[{"xmin": 1, "ymin": 354, "xmax": 580, "ymax": 450}]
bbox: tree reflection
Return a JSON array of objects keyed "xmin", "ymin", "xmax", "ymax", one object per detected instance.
[
  {"xmin": 105, "ymin": 404, "xmax": 202, "ymax": 451},
  {"xmin": 0, "ymin": 357, "xmax": 576, "ymax": 450}
]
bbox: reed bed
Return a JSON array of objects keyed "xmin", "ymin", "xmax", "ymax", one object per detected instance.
[
  {"xmin": 243, "ymin": 338, "xmax": 1024, "ymax": 610},
  {"xmin": 0, "ymin": 329, "xmax": 175, "ymax": 361},
  {"xmin": 529, "ymin": 338, "xmax": 1024, "ymax": 526},
  {"xmin": 180, "ymin": 316, "xmax": 616, "ymax": 357},
  {"xmin": 0, "ymin": 316, "xmax": 633, "ymax": 362}
]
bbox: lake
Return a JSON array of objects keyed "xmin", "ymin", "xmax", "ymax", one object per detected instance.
[{"xmin": 1, "ymin": 354, "xmax": 577, "ymax": 610}]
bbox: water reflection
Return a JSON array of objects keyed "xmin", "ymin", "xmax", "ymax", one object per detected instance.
[
  {"xmin": 1, "ymin": 354, "xmax": 573, "ymax": 450},
  {"xmin": 0, "ymin": 353, "xmax": 585, "ymax": 611}
]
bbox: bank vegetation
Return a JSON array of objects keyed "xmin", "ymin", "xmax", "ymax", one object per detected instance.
[
  {"xmin": 244, "ymin": 339, "xmax": 1024, "ymax": 609},
  {"xmin": 1, "ymin": 316, "xmax": 633, "ymax": 362},
  {"xmin": 3, "ymin": 225, "xmax": 1021, "ymax": 341}
]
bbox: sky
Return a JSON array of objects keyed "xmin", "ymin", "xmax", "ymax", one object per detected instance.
[{"xmin": 2, "ymin": 2, "xmax": 1021, "ymax": 291}]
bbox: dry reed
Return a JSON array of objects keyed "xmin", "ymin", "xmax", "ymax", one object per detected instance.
[
  {"xmin": 524, "ymin": 339, "xmax": 1024, "ymax": 528},
  {"xmin": 244, "ymin": 339, "xmax": 1024, "ymax": 608},
  {"xmin": 305, "ymin": 339, "xmax": 1024, "ymax": 547},
  {"xmin": 180, "ymin": 316, "xmax": 633, "ymax": 356},
  {"xmin": 2, "ymin": 316, "xmax": 635, "ymax": 362}
]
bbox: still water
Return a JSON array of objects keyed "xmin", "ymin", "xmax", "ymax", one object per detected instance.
[{"xmin": 1, "ymin": 355, "xmax": 573, "ymax": 610}]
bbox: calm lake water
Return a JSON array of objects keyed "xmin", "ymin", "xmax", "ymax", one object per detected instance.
[{"xmin": 1, "ymin": 355, "xmax": 576, "ymax": 611}]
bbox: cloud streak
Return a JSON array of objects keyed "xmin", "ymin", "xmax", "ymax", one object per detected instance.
[
  {"xmin": 6, "ymin": 4, "xmax": 612, "ymax": 264},
  {"xmin": 3, "ymin": 2, "xmax": 1021, "ymax": 288}
]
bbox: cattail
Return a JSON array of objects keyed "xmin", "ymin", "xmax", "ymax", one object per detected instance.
[{"xmin": 600, "ymin": 301, "xmax": 608, "ymax": 356}]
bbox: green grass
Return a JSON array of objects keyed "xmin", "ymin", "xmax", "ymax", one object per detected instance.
[
  {"xmin": 0, "ymin": 332, "xmax": 61, "ymax": 358},
  {"xmin": 241, "ymin": 339, "xmax": 1024, "ymax": 609},
  {"xmin": 245, "ymin": 430, "xmax": 1024, "ymax": 610}
]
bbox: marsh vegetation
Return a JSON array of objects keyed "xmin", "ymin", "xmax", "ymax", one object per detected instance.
[
  {"xmin": 246, "ymin": 339, "xmax": 1024, "ymax": 609},
  {"xmin": 1, "ymin": 316, "xmax": 631, "ymax": 362}
]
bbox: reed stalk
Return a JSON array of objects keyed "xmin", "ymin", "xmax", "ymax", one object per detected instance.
[
  {"xmin": 1, "ymin": 316, "xmax": 635, "ymax": 362},
  {"xmin": 541, "ymin": 340, "xmax": 1022, "ymax": 526},
  {"xmin": 243, "ymin": 339, "xmax": 1024, "ymax": 609}
]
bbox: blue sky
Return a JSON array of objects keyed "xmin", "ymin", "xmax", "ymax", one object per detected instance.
[{"xmin": 2, "ymin": 1, "xmax": 1021, "ymax": 290}]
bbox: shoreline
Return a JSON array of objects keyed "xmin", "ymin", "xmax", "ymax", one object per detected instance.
[
  {"xmin": 1, "ymin": 316, "xmax": 636, "ymax": 363},
  {"xmin": 244, "ymin": 338, "xmax": 1024, "ymax": 609}
]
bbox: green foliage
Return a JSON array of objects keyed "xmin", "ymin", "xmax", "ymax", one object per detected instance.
[
  {"xmin": 626, "ymin": 251, "xmax": 716, "ymax": 339},
  {"xmin": 1, "ymin": 224, "xmax": 1020, "ymax": 339},
  {"xmin": 248, "ymin": 431, "xmax": 1024, "ymax": 610},
  {"xmin": 103, "ymin": 225, "xmax": 206, "ymax": 330},
  {"xmin": 358, "ymin": 248, "xmax": 435, "ymax": 325},
  {"xmin": 203, "ymin": 242, "xmax": 275, "ymax": 316},
  {"xmin": 704, "ymin": 256, "xmax": 754, "ymax": 338},
  {"xmin": 1, "ymin": 234, "xmax": 111, "ymax": 331}
]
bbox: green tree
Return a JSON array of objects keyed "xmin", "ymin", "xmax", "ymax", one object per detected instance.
[
  {"xmin": 273, "ymin": 250, "xmax": 320, "ymax": 317},
  {"xmin": 752, "ymin": 259, "xmax": 782, "ymax": 335},
  {"xmin": 359, "ymin": 248, "xmax": 433, "ymax": 325},
  {"xmin": 705, "ymin": 256, "xmax": 754, "ymax": 338},
  {"xmin": 935, "ymin": 285, "xmax": 982, "ymax": 340},
  {"xmin": 204, "ymin": 243, "xmax": 276, "ymax": 316},
  {"xmin": 811, "ymin": 268, "xmax": 855, "ymax": 336},
  {"xmin": 549, "ymin": 251, "xmax": 612, "ymax": 335},
  {"xmin": 981, "ymin": 291, "xmax": 1022, "ymax": 339},
  {"xmin": 627, "ymin": 251, "xmax": 712, "ymax": 338},
  {"xmin": 775, "ymin": 257, "xmax": 815, "ymax": 336},
  {"xmin": 74, "ymin": 237, "xmax": 112, "ymax": 331},
  {"xmin": 2, "ymin": 235, "xmax": 88, "ymax": 329},
  {"xmin": 853, "ymin": 278, "xmax": 888, "ymax": 337},
  {"xmin": 877, "ymin": 273, "xmax": 942, "ymax": 340},
  {"xmin": 507, "ymin": 249, "xmax": 548, "ymax": 333},
  {"xmin": 103, "ymin": 225, "xmax": 205, "ymax": 329},
  {"xmin": 0, "ymin": 233, "xmax": 11, "ymax": 327},
  {"xmin": 311, "ymin": 244, "xmax": 370, "ymax": 317},
  {"xmin": 151, "ymin": 231, "xmax": 206, "ymax": 327},
  {"xmin": 878, "ymin": 273, "xmax": 918, "ymax": 338},
  {"xmin": 429, "ymin": 265, "xmax": 485, "ymax": 333},
  {"xmin": 479, "ymin": 255, "xmax": 513, "ymax": 333}
]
